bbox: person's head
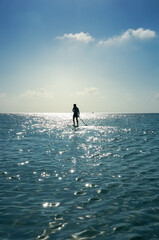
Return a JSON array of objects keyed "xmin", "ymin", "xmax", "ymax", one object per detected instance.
[{"xmin": 73, "ymin": 104, "xmax": 76, "ymax": 107}]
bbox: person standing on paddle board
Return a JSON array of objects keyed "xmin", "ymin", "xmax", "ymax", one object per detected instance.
[{"xmin": 72, "ymin": 104, "xmax": 80, "ymax": 127}]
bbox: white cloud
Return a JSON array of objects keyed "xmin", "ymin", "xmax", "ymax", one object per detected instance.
[
  {"xmin": 0, "ymin": 93, "xmax": 7, "ymax": 98},
  {"xmin": 20, "ymin": 88, "xmax": 54, "ymax": 99},
  {"xmin": 131, "ymin": 28, "xmax": 156, "ymax": 39},
  {"xmin": 57, "ymin": 32, "xmax": 95, "ymax": 44},
  {"xmin": 99, "ymin": 28, "xmax": 156, "ymax": 45},
  {"xmin": 154, "ymin": 93, "xmax": 159, "ymax": 100},
  {"xmin": 76, "ymin": 87, "xmax": 99, "ymax": 96}
]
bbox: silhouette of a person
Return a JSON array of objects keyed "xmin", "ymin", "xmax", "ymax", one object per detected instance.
[{"xmin": 72, "ymin": 104, "xmax": 80, "ymax": 127}]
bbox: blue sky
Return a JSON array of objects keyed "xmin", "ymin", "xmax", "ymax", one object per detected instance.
[{"xmin": 0, "ymin": 0, "xmax": 159, "ymax": 112}]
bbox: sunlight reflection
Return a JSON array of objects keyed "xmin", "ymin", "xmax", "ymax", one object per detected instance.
[
  {"xmin": 85, "ymin": 183, "xmax": 92, "ymax": 187},
  {"xmin": 42, "ymin": 202, "xmax": 60, "ymax": 208},
  {"xmin": 41, "ymin": 172, "xmax": 50, "ymax": 178},
  {"xmin": 18, "ymin": 161, "xmax": 29, "ymax": 166}
]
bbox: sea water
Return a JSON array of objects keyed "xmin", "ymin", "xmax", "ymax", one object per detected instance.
[{"xmin": 0, "ymin": 113, "xmax": 159, "ymax": 240}]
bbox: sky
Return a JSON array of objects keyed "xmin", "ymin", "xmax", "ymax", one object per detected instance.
[{"xmin": 0, "ymin": 0, "xmax": 159, "ymax": 113}]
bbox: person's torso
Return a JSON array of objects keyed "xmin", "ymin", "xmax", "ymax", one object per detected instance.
[{"xmin": 74, "ymin": 107, "xmax": 79, "ymax": 114}]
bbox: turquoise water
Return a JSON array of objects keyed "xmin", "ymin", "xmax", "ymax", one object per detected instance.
[{"xmin": 0, "ymin": 113, "xmax": 159, "ymax": 240}]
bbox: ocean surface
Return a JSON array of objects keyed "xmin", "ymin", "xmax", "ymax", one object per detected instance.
[{"xmin": 0, "ymin": 113, "xmax": 159, "ymax": 240}]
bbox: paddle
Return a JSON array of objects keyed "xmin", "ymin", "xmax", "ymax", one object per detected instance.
[{"xmin": 79, "ymin": 117, "xmax": 88, "ymax": 126}]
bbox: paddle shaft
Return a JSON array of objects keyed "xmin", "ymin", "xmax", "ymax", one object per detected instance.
[{"xmin": 79, "ymin": 117, "xmax": 87, "ymax": 126}]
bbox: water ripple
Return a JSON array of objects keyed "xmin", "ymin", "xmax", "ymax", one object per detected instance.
[{"xmin": 0, "ymin": 113, "xmax": 159, "ymax": 239}]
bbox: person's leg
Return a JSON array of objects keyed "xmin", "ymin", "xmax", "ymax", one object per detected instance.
[
  {"xmin": 73, "ymin": 116, "xmax": 75, "ymax": 126},
  {"xmin": 76, "ymin": 117, "xmax": 79, "ymax": 127}
]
